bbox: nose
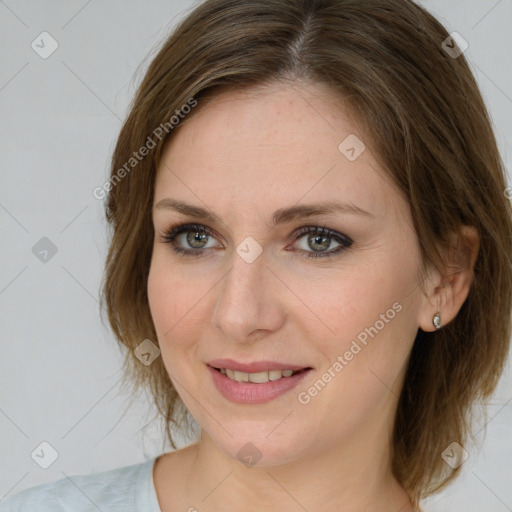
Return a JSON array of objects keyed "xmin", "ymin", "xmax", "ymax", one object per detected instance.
[{"xmin": 211, "ymin": 250, "xmax": 286, "ymax": 343}]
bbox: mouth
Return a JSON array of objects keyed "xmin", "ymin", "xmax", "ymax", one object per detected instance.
[
  {"xmin": 209, "ymin": 366, "xmax": 310, "ymax": 383},
  {"xmin": 206, "ymin": 359, "xmax": 313, "ymax": 404}
]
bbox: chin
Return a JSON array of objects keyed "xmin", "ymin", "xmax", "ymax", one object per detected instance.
[{"xmin": 203, "ymin": 418, "xmax": 317, "ymax": 468}]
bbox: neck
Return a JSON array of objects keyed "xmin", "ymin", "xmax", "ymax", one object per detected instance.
[{"xmin": 181, "ymin": 428, "xmax": 413, "ymax": 512}]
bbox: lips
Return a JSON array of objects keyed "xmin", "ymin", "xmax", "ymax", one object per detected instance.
[{"xmin": 206, "ymin": 358, "xmax": 313, "ymax": 404}]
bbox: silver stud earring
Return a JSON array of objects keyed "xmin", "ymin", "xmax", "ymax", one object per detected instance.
[{"xmin": 433, "ymin": 310, "xmax": 441, "ymax": 329}]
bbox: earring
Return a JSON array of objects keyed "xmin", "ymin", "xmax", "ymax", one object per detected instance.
[
  {"xmin": 433, "ymin": 310, "xmax": 441, "ymax": 329},
  {"xmin": 433, "ymin": 281, "xmax": 449, "ymax": 330}
]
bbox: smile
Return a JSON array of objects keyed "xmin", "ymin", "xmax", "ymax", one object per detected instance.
[{"xmin": 206, "ymin": 359, "xmax": 313, "ymax": 404}]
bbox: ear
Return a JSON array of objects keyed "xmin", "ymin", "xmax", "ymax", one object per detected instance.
[{"xmin": 418, "ymin": 225, "xmax": 480, "ymax": 332}]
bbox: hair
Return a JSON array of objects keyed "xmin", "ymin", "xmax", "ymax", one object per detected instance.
[{"xmin": 100, "ymin": 0, "xmax": 512, "ymax": 505}]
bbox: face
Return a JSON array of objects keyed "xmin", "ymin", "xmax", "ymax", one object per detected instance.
[{"xmin": 148, "ymin": 81, "xmax": 426, "ymax": 467}]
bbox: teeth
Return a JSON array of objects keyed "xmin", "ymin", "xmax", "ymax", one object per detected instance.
[
  {"xmin": 249, "ymin": 371, "xmax": 268, "ymax": 383},
  {"xmin": 234, "ymin": 371, "xmax": 249, "ymax": 382},
  {"xmin": 220, "ymin": 368, "xmax": 299, "ymax": 383}
]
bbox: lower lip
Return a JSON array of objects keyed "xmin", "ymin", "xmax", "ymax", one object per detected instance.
[{"xmin": 207, "ymin": 365, "xmax": 312, "ymax": 404}]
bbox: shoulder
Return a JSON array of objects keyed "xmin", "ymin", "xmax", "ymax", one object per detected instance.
[{"xmin": 0, "ymin": 457, "xmax": 159, "ymax": 512}]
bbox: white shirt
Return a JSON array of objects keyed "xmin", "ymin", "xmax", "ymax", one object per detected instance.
[{"xmin": 0, "ymin": 457, "xmax": 161, "ymax": 511}]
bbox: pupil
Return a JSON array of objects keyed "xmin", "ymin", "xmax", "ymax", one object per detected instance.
[
  {"xmin": 187, "ymin": 231, "xmax": 208, "ymax": 248},
  {"xmin": 310, "ymin": 234, "xmax": 329, "ymax": 251}
]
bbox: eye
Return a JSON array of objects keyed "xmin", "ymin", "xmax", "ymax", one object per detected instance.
[
  {"xmin": 289, "ymin": 225, "xmax": 353, "ymax": 258},
  {"xmin": 158, "ymin": 222, "xmax": 222, "ymax": 257},
  {"xmin": 158, "ymin": 222, "xmax": 353, "ymax": 259}
]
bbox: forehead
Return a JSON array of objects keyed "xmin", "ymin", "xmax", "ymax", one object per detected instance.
[{"xmin": 155, "ymin": 82, "xmax": 405, "ymax": 227}]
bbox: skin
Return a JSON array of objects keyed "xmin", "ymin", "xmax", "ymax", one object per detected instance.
[{"xmin": 147, "ymin": 80, "xmax": 479, "ymax": 512}]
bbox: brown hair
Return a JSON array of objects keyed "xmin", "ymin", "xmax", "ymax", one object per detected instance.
[{"xmin": 101, "ymin": 0, "xmax": 512, "ymax": 504}]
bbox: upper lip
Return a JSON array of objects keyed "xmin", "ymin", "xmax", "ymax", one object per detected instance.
[{"xmin": 207, "ymin": 358, "xmax": 312, "ymax": 373}]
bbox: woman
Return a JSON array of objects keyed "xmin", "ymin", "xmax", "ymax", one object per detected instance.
[{"xmin": 2, "ymin": 0, "xmax": 510, "ymax": 510}]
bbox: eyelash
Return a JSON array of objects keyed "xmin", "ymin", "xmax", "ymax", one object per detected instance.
[{"xmin": 157, "ymin": 222, "xmax": 353, "ymax": 259}]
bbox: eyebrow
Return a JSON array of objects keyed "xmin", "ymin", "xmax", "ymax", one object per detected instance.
[{"xmin": 154, "ymin": 198, "xmax": 374, "ymax": 228}]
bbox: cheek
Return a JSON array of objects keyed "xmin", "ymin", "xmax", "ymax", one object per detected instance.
[
  {"xmin": 147, "ymin": 250, "xmax": 212, "ymax": 357},
  {"xmin": 294, "ymin": 264, "xmax": 404, "ymax": 348},
  {"xmin": 299, "ymin": 256, "xmax": 418, "ymax": 394},
  {"xmin": 147, "ymin": 253, "xmax": 190, "ymax": 343},
  {"xmin": 147, "ymin": 259, "xmax": 173, "ymax": 335}
]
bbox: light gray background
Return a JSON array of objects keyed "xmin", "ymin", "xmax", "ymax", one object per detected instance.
[{"xmin": 0, "ymin": 1, "xmax": 511, "ymax": 510}]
